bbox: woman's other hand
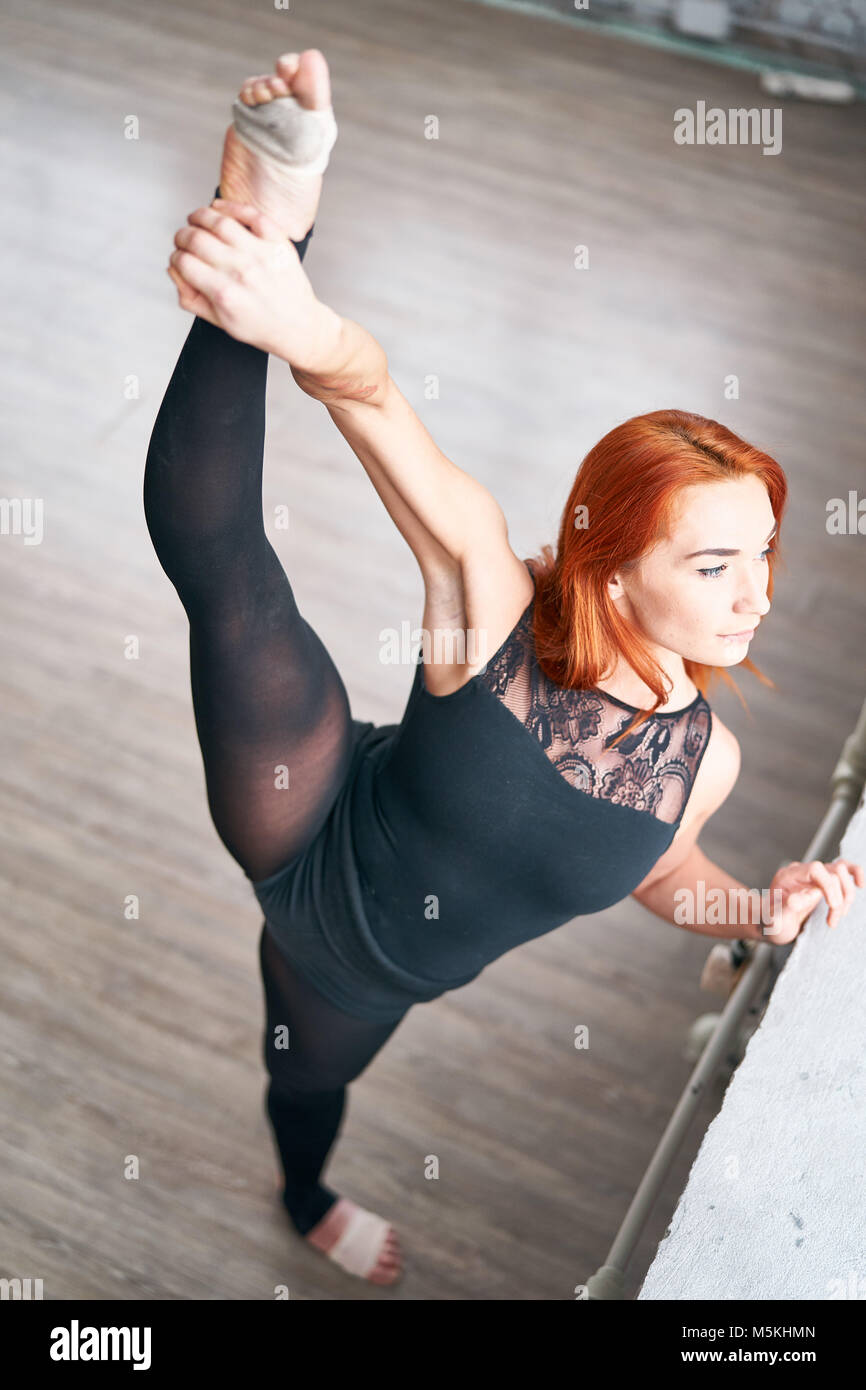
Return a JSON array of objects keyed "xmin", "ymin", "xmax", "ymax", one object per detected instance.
[{"xmin": 762, "ymin": 857, "xmax": 865, "ymax": 944}]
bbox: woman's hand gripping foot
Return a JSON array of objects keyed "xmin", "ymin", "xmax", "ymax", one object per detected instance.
[{"xmin": 167, "ymin": 198, "xmax": 342, "ymax": 368}]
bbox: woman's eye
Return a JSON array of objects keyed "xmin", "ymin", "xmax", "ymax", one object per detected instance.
[{"xmin": 698, "ymin": 545, "xmax": 775, "ymax": 579}]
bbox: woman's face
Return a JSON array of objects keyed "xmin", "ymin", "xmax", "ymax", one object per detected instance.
[{"xmin": 608, "ymin": 475, "xmax": 775, "ymax": 668}]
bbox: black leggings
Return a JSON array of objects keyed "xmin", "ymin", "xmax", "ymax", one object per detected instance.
[{"xmin": 144, "ymin": 218, "xmax": 409, "ymax": 1235}]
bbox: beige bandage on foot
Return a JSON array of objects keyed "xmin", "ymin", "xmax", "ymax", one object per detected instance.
[
  {"xmin": 324, "ymin": 1205, "xmax": 397, "ymax": 1279},
  {"xmin": 231, "ymin": 93, "xmax": 338, "ymax": 175}
]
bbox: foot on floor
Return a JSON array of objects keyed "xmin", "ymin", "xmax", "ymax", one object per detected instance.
[{"xmin": 305, "ymin": 1195, "xmax": 404, "ymax": 1285}]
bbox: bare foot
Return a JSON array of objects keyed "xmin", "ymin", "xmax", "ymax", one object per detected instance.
[
  {"xmin": 218, "ymin": 49, "xmax": 334, "ymax": 241},
  {"xmin": 306, "ymin": 1196, "xmax": 404, "ymax": 1286}
]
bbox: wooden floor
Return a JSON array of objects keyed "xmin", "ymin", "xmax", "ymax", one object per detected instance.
[{"xmin": 2, "ymin": 0, "xmax": 864, "ymax": 1300}]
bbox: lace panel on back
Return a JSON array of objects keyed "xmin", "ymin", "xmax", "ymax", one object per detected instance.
[{"xmin": 477, "ymin": 604, "xmax": 712, "ymax": 826}]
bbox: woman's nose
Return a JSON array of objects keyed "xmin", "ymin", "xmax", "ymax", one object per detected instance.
[{"xmin": 736, "ymin": 568, "xmax": 771, "ymax": 616}]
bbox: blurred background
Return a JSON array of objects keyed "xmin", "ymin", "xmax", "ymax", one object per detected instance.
[
  {"xmin": 2, "ymin": 0, "xmax": 864, "ymax": 1300},
  {"xmin": 490, "ymin": 0, "xmax": 866, "ymax": 89}
]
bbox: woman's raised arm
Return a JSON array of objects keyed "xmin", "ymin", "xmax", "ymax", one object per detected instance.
[
  {"xmin": 293, "ymin": 317, "xmax": 512, "ymax": 585},
  {"xmin": 169, "ymin": 198, "xmax": 519, "ymax": 592}
]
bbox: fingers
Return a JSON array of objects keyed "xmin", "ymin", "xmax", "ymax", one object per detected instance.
[
  {"xmin": 166, "ymin": 264, "xmax": 216, "ymax": 322},
  {"xmin": 170, "ymin": 211, "xmax": 254, "ymax": 293},
  {"xmin": 189, "ymin": 205, "xmax": 259, "ymax": 250},
  {"xmin": 834, "ymin": 865, "xmax": 857, "ymax": 917},
  {"xmin": 174, "ymin": 223, "xmax": 243, "ymax": 276},
  {"xmin": 839, "ymin": 859, "xmax": 866, "ymax": 888},
  {"xmin": 828, "ymin": 859, "xmax": 861, "ymax": 926},
  {"xmin": 805, "ymin": 860, "xmax": 845, "ymax": 926},
  {"xmin": 804, "ymin": 858, "xmax": 863, "ymax": 929},
  {"xmin": 171, "ymin": 205, "xmax": 285, "ymax": 299},
  {"xmin": 181, "ymin": 201, "xmax": 285, "ymax": 261},
  {"xmin": 211, "ymin": 197, "xmax": 286, "ymax": 242},
  {"xmin": 166, "ymin": 263, "xmax": 199, "ymax": 310},
  {"xmin": 168, "ymin": 247, "xmax": 230, "ymax": 304}
]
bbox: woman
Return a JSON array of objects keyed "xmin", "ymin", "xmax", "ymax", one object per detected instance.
[{"xmin": 145, "ymin": 50, "xmax": 863, "ymax": 1286}]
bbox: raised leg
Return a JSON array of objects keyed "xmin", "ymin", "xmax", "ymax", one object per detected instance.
[{"xmin": 144, "ymin": 226, "xmax": 354, "ymax": 883}]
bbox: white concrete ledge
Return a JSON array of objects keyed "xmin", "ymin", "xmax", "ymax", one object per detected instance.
[{"xmin": 638, "ymin": 791, "xmax": 866, "ymax": 1300}]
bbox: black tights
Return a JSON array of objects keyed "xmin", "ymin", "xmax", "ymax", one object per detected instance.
[
  {"xmin": 259, "ymin": 922, "xmax": 406, "ymax": 1233},
  {"xmin": 144, "ymin": 217, "xmax": 409, "ymax": 1235}
]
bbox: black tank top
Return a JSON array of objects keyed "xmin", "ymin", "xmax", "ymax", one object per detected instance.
[{"xmin": 345, "ymin": 560, "xmax": 713, "ymax": 988}]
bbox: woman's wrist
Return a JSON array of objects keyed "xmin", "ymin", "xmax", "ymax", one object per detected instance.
[
  {"xmin": 289, "ymin": 310, "xmax": 389, "ymax": 406},
  {"xmin": 280, "ymin": 298, "xmax": 345, "ymax": 377}
]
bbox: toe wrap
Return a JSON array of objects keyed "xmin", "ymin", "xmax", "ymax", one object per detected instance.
[
  {"xmin": 231, "ymin": 95, "xmax": 338, "ymax": 175},
  {"xmin": 327, "ymin": 1207, "xmax": 392, "ymax": 1279}
]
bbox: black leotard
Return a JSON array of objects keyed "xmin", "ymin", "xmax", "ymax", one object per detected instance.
[{"xmin": 252, "ymin": 564, "xmax": 713, "ymax": 1021}]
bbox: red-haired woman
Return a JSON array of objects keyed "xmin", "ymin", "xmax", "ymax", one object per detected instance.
[{"xmin": 145, "ymin": 50, "xmax": 863, "ymax": 1287}]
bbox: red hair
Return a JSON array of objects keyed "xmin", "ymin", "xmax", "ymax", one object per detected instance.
[{"xmin": 527, "ymin": 409, "xmax": 788, "ymax": 747}]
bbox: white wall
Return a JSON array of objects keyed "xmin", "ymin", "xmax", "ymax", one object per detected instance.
[{"xmin": 638, "ymin": 789, "xmax": 866, "ymax": 1300}]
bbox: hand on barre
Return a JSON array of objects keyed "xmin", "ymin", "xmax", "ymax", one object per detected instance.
[{"xmin": 762, "ymin": 857, "xmax": 865, "ymax": 944}]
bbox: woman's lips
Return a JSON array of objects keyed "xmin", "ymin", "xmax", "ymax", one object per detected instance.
[{"xmin": 720, "ymin": 628, "xmax": 756, "ymax": 640}]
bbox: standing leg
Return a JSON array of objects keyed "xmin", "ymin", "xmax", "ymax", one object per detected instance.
[{"xmin": 259, "ymin": 921, "xmax": 408, "ymax": 1283}]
